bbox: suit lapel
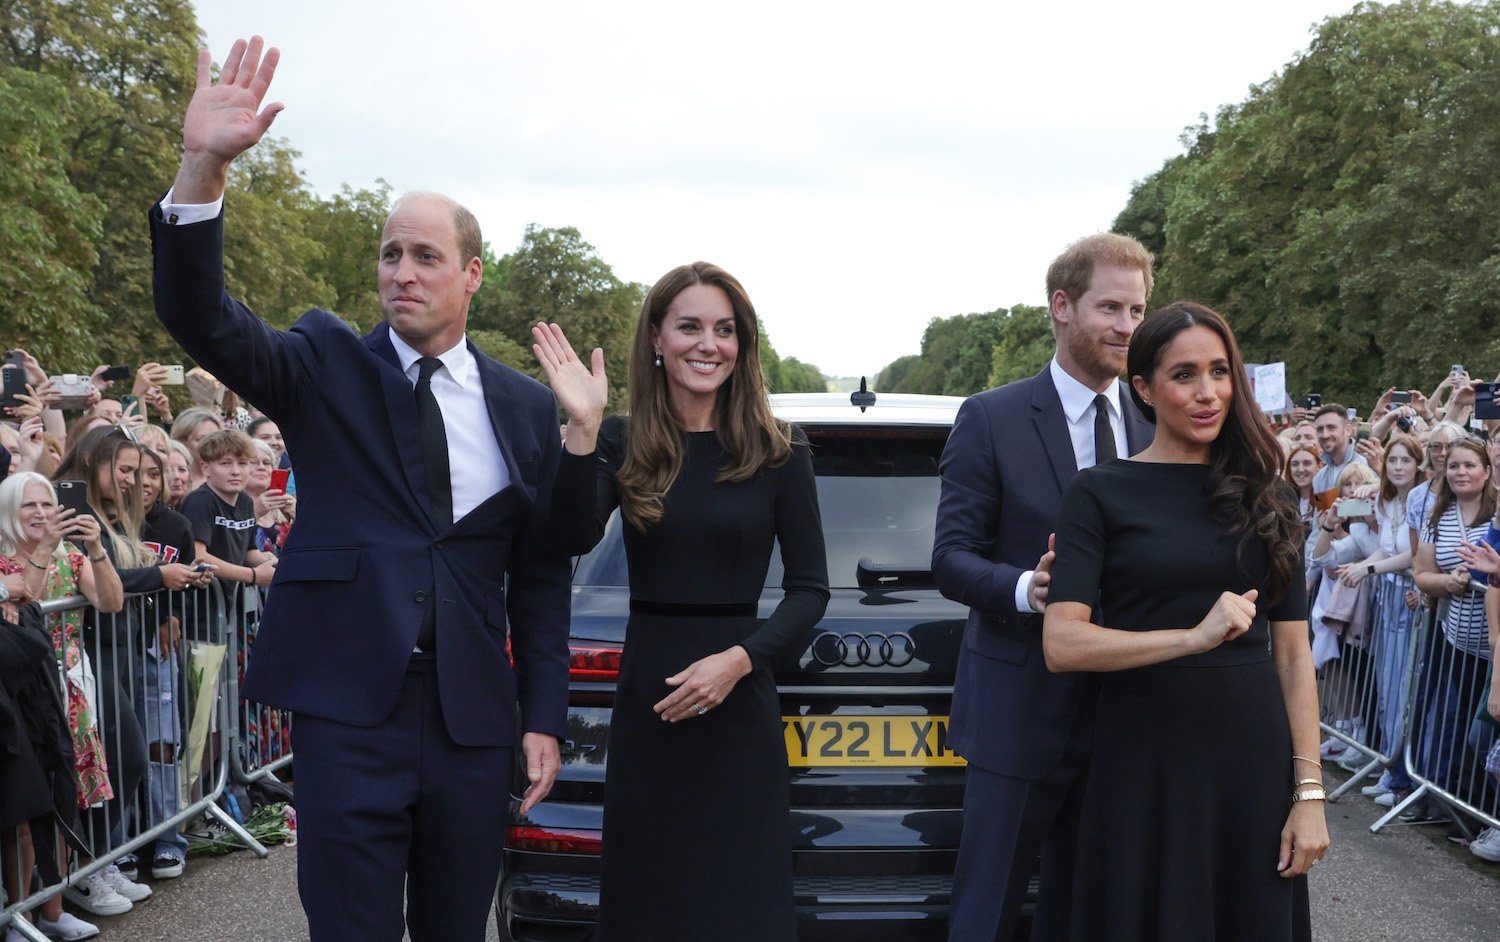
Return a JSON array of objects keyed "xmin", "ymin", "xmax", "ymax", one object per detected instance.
[
  {"xmin": 469, "ymin": 342, "xmax": 525, "ymax": 496},
  {"xmin": 1119, "ymin": 379, "xmax": 1156, "ymax": 456},
  {"xmin": 365, "ymin": 324, "xmax": 441, "ymax": 530},
  {"xmin": 1030, "ymin": 369, "xmax": 1077, "ymax": 490}
]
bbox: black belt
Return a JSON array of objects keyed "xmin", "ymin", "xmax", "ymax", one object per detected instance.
[{"xmin": 629, "ymin": 599, "xmax": 757, "ymax": 617}]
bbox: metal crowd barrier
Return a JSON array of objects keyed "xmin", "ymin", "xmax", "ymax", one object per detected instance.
[
  {"xmin": 2, "ymin": 582, "xmax": 289, "ymax": 940},
  {"xmin": 1314, "ymin": 571, "xmax": 1500, "ymax": 839}
]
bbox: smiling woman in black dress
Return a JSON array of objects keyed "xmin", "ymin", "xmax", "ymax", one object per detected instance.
[
  {"xmin": 1042, "ymin": 302, "xmax": 1329, "ymax": 941},
  {"xmin": 532, "ymin": 263, "xmax": 829, "ymax": 941}
]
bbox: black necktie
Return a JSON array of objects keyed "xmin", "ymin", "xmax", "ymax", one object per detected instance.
[
  {"xmin": 1093, "ymin": 393, "xmax": 1117, "ymax": 465},
  {"xmin": 414, "ymin": 357, "xmax": 454, "ymax": 528},
  {"xmin": 414, "ymin": 357, "xmax": 450, "ymax": 653}
]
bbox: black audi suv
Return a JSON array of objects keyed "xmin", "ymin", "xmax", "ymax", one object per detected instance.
[{"xmin": 498, "ymin": 391, "xmax": 978, "ymax": 941}]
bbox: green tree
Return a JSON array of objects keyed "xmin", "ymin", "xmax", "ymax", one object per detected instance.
[
  {"xmin": 987, "ymin": 304, "xmax": 1053, "ymax": 388},
  {"xmin": 1337, "ymin": 58, "xmax": 1500, "ymax": 381},
  {"xmin": 302, "ymin": 180, "xmax": 393, "ymax": 331},
  {"xmin": 0, "ymin": 65, "xmax": 106, "ymax": 363},
  {"xmin": 471, "ymin": 225, "xmax": 642, "ymax": 406},
  {"xmin": 1145, "ymin": 0, "xmax": 1500, "ymax": 404}
]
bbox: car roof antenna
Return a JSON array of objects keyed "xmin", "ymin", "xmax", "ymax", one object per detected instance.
[{"xmin": 851, "ymin": 376, "xmax": 876, "ymax": 413}]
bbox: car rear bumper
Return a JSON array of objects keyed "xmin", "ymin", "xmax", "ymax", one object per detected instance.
[{"xmin": 499, "ymin": 869, "xmax": 984, "ymax": 942}]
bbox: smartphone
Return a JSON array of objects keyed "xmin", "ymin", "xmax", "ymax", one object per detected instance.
[
  {"xmin": 119, "ymin": 394, "xmax": 141, "ymax": 418},
  {"xmin": 0, "ymin": 367, "xmax": 26, "ymax": 412},
  {"xmin": 1346, "ymin": 408, "xmax": 1357, "ymax": 421},
  {"xmin": 1389, "ymin": 391, "xmax": 1412, "ymax": 406},
  {"xmin": 270, "ymin": 469, "xmax": 291, "ymax": 493},
  {"xmin": 161, "ymin": 365, "xmax": 185, "ymax": 386},
  {"xmin": 1355, "ymin": 427, "xmax": 1371, "ymax": 442},
  {"xmin": 192, "ymin": 562, "xmax": 216, "ymax": 573},
  {"xmin": 1453, "ymin": 364, "xmax": 1465, "ymax": 376},
  {"xmin": 100, "ymin": 364, "xmax": 131, "ymax": 383},
  {"xmin": 54, "ymin": 480, "xmax": 95, "ymax": 522},
  {"xmin": 1335, "ymin": 497, "xmax": 1373, "ymax": 518},
  {"xmin": 1302, "ymin": 393, "xmax": 1321, "ymax": 410},
  {"xmin": 3, "ymin": 350, "xmax": 23, "ymax": 370},
  {"xmin": 1475, "ymin": 382, "xmax": 1500, "ymax": 420}
]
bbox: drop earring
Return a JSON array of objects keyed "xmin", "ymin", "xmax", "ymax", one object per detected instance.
[{"xmin": 654, "ymin": 351, "xmax": 663, "ymax": 367}]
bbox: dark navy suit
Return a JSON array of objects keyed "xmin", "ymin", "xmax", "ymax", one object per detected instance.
[
  {"xmin": 933, "ymin": 368, "xmax": 1151, "ymax": 941},
  {"xmin": 150, "ymin": 205, "xmax": 571, "ymax": 940}
]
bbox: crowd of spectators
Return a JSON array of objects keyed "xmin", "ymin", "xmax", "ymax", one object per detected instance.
[
  {"xmin": 1, "ymin": 349, "xmax": 295, "ymax": 941},
  {"xmin": 6, "ymin": 342, "xmax": 1500, "ymax": 936},
  {"xmin": 1276, "ymin": 367, "xmax": 1500, "ymax": 864}
]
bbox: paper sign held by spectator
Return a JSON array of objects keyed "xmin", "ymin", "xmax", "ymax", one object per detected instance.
[{"xmin": 1253, "ymin": 362, "xmax": 1289, "ymax": 413}]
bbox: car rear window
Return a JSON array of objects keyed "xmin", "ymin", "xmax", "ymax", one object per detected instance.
[{"xmin": 571, "ymin": 425, "xmax": 949, "ymax": 589}]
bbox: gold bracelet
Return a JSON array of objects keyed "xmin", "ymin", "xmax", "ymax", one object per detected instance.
[
  {"xmin": 1292, "ymin": 755, "xmax": 1322, "ymax": 767},
  {"xmin": 1294, "ymin": 778, "xmax": 1323, "ymax": 788},
  {"xmin": 1292, "ymin": 786, "xmax": 1327, "ymax": 803}
]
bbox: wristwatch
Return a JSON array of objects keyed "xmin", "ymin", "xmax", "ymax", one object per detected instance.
[
  {"xmin": 1367, "ymin": 564, "xmax": 1376, "ymax": 576},
  {"xmin": 1292, "ymin": 786, "xmax": 1327, "ymax": 803}
]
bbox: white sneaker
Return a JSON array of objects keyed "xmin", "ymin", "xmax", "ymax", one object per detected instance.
[
  {"xmin": 100, "ymin": 863, "xmax": 151, "ymax": 902},
  {"xmin": 1471, "ymin": 827, "xmax": 1500, "ymax": 862},
  {"xmin": 1360, "ymin": 773, "xmax": 1393, "ymax": 797},
  {"xmin": 61, "ymin": 871, "xmax": 132, "ymax": 916},
  {"xmin": 1373, "ymin": 791, "xmax": 1397, "ymax": 807},
  {"xmin": 35, "ymin": 911, "xmax": 101, "ymax": 940}
]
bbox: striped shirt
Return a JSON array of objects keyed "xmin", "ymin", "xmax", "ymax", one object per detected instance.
[{"xmin": 1421, "ymin": 503, "xmax": 1492, "ymax": 658}]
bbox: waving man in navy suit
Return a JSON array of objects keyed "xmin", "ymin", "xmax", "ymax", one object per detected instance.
[
  {"xmin": 150, "ymin": 38, "xmax": 586, "ymax": 941},
  {"xmin": 933, "ymin": 234, "xmax": 1156, "ymax": 941}
]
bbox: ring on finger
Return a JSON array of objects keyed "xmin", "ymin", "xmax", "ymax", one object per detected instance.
[{"xmin": 696, "ymin": 706, "xmax": 708, "ymax": 716}]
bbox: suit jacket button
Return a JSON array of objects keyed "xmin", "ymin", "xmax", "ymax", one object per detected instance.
[{"xmin": 413, "ymin": 590, "xmax": 428, "ymax": 603}]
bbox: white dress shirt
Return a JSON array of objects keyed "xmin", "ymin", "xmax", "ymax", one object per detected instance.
[
  {"xmin": 387, "ymin": 332, "xmax": 509, "ymax": 521},
  {"xmin": 160, "ymin": 191, "xmax": 510, "ymax": 522},
  {"xmin": 1013, "ymin": 357, "xmax": 1129, "ymax": 613}
]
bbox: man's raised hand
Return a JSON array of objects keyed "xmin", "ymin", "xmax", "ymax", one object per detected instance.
[{"xmin": 173, "ymin": 36, "xmax": 284, "ymax": 203}]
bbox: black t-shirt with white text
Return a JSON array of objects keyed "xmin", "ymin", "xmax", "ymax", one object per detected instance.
[{"xmin": 180, "ymin": 483, "xmax": 256, "ymax": 567}]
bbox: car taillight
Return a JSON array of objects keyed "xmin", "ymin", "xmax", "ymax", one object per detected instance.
[
  {"xmin": 569, "ymin": 643, "xmax": 622, "ymax": 682},
  {"xmin": 505, "ymin": 825, "xmax": 602, "ymax": 854}
]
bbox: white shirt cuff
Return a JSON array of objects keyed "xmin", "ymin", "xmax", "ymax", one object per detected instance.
[
  {"xmin": 159, "ymin": 188, "xmax": 223, "ymax": 225},
  {"xmin": 1014, "ymin": 569, "xmax": 1037, "ymax": 614}
]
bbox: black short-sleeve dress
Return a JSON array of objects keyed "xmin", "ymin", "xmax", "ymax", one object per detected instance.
[
  {"xmin": 587, "ymin": 416, "xmax": 830, "ymax": 942},
  {"xmin": 1046, "ymin": 460, "xmax": 1312, "ymax": 942}
]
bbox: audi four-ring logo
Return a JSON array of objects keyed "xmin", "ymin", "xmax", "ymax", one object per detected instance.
[{"xmin": 811, "ymin": 631, "xmax": 917, "ymax": 667}]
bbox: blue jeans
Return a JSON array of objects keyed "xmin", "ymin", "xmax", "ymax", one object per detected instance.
[
  {"xmin": 133, "ymin": 649, "xmax": 187, "ymax": 859},
  {"xmin": 1370, "ymin": 575, "xmax": 1416, "ymax": 790}
]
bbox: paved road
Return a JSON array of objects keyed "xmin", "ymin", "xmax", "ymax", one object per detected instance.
[{"xmin": 22, "ymin": 788, "xmax": 1500, "ymax": 942}]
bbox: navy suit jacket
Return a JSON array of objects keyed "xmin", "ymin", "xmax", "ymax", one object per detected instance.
[
  {"xmin": 149, "ymin": 205, "xmax": 571, "ymax": 749},
  {"xmin": 933, "ymin": 368, "xmax": 1152, "ymax": 778}
]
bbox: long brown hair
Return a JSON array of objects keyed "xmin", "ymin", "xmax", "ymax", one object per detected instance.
[
  {"xmin": 52, "ymin": 425, "xmax": 154, "ymax": 567},
  {"xmin": 1427, "ymin": 438, "xmax": 1494, "ymax": 534},
  {"xmin": 616, "ymin": 262, "xmax": 791, "ymax": 530},
  {"xmin": 1127, "ymin": 302, "xmax": 1304, "ymax": 605}
]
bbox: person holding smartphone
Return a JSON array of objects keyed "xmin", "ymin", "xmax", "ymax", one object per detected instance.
[{"xmin": 0, "ymin": 471, "xmax": 139, "ymax": 917}]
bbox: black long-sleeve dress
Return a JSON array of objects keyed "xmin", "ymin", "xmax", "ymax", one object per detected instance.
[
  {"xmin": 558, "ymin": 416, "xmax": 829, "ymax": 941},
  {"xmin": 1046, "ymin": 460, "xmax": 1312, "ymax": 941}
]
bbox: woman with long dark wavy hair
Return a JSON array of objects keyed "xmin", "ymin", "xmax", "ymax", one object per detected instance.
[
  {"xmin": 532, "ymin": 261, "xmax": 829, "ymax": 941},
  {"xmin": 1042, "ymin": 302, "xmax": 1327, "ymax": 939}
]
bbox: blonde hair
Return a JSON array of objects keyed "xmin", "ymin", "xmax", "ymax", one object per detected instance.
[{"xmin": 1336, "ymin": 462, "xmax": 1380, "ymax": 492}]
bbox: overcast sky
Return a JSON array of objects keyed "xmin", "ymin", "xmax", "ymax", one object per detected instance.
[{"xmin": 191, "ymin": 0, "xmax": 1362, "ymax": 378}]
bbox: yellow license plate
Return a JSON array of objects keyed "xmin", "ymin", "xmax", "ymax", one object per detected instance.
[{"xmin": 783, "ymin": 715, "xmax": 965, "ymax": 767}]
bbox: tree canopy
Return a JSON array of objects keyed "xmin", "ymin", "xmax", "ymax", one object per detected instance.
[{"xmin": 2, "ymin": 0, "xmax": 823, "ymax": 405}]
